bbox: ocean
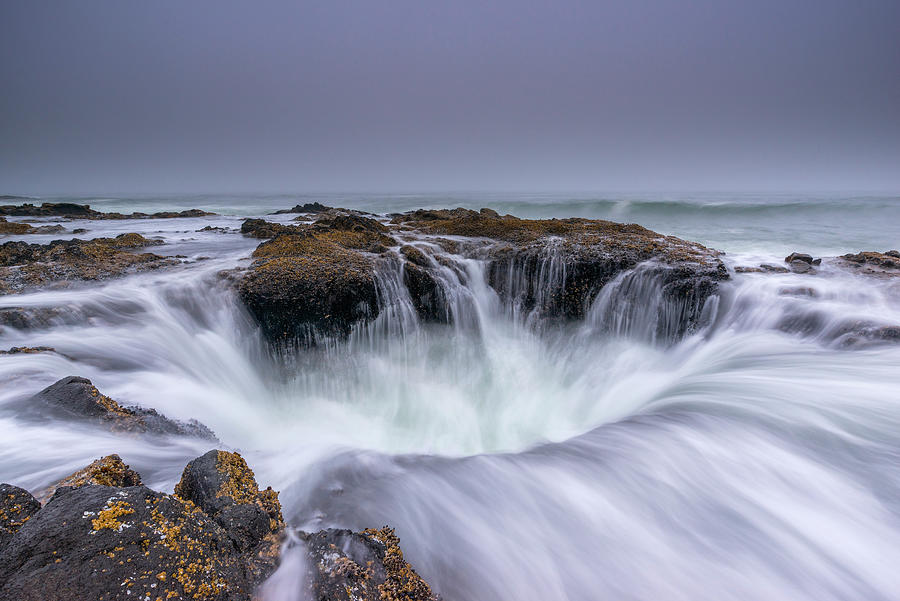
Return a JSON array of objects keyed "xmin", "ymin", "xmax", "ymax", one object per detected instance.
[{"xmin": 1, "ymin": 192, "xmax": 899, "ymax": 600}]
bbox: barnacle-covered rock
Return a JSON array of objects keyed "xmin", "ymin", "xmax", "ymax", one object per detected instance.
[
  {"xmin": 0, "ymin": 485, "xmax": 40, "ymax": 550},
  {"xmin": 24, "ymin": 376, "xmax": 217, "ymax": 440},
  {"xmin": 175, "ymin": 450, "xmax": 285, "ymax": 579},
  {"xmin": 0, "ymin": 234, "xmax": 177, "ymax": 294},
  {"xmin": 35, "ymin": 455, "xmax": 142, "ymax": 504},
  {"xmin": 393, "ymin": 208, "xmax": 727, "ymax": 322},
  {"xmin": 301, "ymin": 527, "xmax": 438, "ymax": 601},
  {"xmin": 238, "ymin": 216, "xmax": 394, "ymax": 345},
  {"xmin": 0, "ymin": 484, "xmax": 252, "ymax": 601}
]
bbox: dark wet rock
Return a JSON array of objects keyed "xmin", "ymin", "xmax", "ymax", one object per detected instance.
[
  {"xmin": 394, "ymin": 208, "xmax": 727, "ymax": 324},
  {"xmin": 175, "ymin": 450, "xmax": 284, "ymax": 578},
  {"xmin": 301, "ymin": 527, "xmax": 438, "ymax": 601},
  {"xmin": 778, "ymin": 287, "xmax": 818, "ymax": 297},
  {"xmin": 198, "ymin": 225, "xmax": 229, "ymax": 233},
  {"xmin": 239, "ymin": 208, "xmax": 727, "ymax": 347},
  {"xmin": 25, "ymin": 376, "xmax": 217, "ymax": 440},
  {"xmin": 0, "ymin": 202, "xmax": 97, "ymax": 218},
  {"xmin": 175, "ymin": 451, "xmax": 283, "ymax": 529},
  {"xmin": 0, "ymin": 234, "xmax": 176, "ymax": 294},
  {"xmin": 0, "ymin": 485, "xmax": 40, "ymax": 550},
  {"xmin": 238, "ymin": 217, "xmax": 393, "ymax": 345},
  {"xmin": 837, "ymin": 251, "xmax": 900, "ymax": 276},
  {"xmin": 72, "ymin": 228, "xmax": 87, "ymax": 234},
  {"xmin": 240, "ymin": 218, "xmax": 302, "ymax": 239},
  {"xmin": 0, "ymin": 453, "xmax": 290, "ymax": 600},
  {"xmin": 0, "ymin": 306, "xmax": 81, "ymax": 331},
  {"xmin": 0, "ymin": 218, "xmax": 33, "ymax": 235},
  {"xmin": 0, "ymin": 484, "xmax": 257, "ymax": 601},
  {"xmin": 404, "ymin": 261, "xmax": 448, "ymax": 322},
  {"xmin": 760, "ymin": 263, "xmax": 789, "ymax": 273},
  {"xmin": 0, "ymin": 218, "xmax": 65, "ymax": 235},
  {"xmin": 272, "ymin": 201, "xmax": 333, "ymax": 214},
  {"xmin": 0, "ymin": 203, "xmax": 214, "ymax": 220},
  {"xmin": 785, "ymin": 252, "xmax": 814, "ymax": 264},
  {"xmin": 832, "ymin": 322, "xmax": 900, "ymax": 349},
  {"xmin": 35, "ymin": 455, "xmax": 142, "ymax": 504},
  {"xmin": 0, "ymin": 454, "xmax": 438, "ymax": 601}
]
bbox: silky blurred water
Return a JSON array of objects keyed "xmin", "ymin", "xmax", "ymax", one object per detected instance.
[{"xmin": 1, "ymin": 193, "xmax": 900, "ymax": 600}]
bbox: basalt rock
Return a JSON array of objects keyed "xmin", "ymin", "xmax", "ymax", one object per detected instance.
[
  {"xmin": 0, "ymin": 454, "xmax": 437, "ymax": 601},
  {"xmin": 301, "ymin": 527, "xmax": 438, "ymax": 601},
  {"xmin": 0, "ymin": 453, "xmax": 285, "ymax": 601},
  {"xmin": 174, "ymin": 450, "xmax": 284, "ymax": 559},
  {"xmin": 0, "ymin": 484, "xmax": 258, "ymax": 601},
  {"xmin": 24, "ymin": 376, "xmax": 217, "ymax": 440},
  {"xmin": 393, "ymin": 208, "xmax": 727, "ymax": 323},
  {"xmin": 239, "ymin": 208, "xmax": 728, "ymax": 347},
  {"xmin": 837, "ymin": 251, "xmax": 900, "ymax": 276},
  {"xmin": 0, "ymin": 485, "xmax": 40, "ymax": 549},
  {"xmin": 238, "ymin": 216, "xmax": 394, "ymax": 345},
  {"xmin": 271, "ymin": 201, "xmax": 333, "ymax": 214},
  {"xmin": 35, "ymin": 455, "xmax": 142, "ymax": 504},
  {"xmin": 0, "ymin": 203, "xmax": 214, "ymax": 220},
  {"xmin": 0, "ymin": 218, "xmax": 66, "ymax": 235},
  {"xmin": 0, "ymin": 234, "xmax": 177, "ymax": 294}
]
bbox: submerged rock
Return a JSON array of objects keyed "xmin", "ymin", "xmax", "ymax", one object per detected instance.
[
  {"xmin": 0, "ymin": 453, "xmax": 437, "ymax": 601},
  {"xmin": 0, "ymin": 346, "xmax": 56, "ymax": 355},
  {"xmin": 0, "ymin": 234, "xmax": 177, "ymax": 294},
  {"xmin": 302, "ymin": 527, "xmax": 437, "ymax": 601},
  {"xmin": 0, "ymin": 217, "xmax": 65, "ymax": 235},
  {"xmin": 24, "ymin": 376, "xmax": 217, "ymax": 440}
]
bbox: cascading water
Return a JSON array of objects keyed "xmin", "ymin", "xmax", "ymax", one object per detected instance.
[{"xmin": 2, "ymin": 196, "xmax": 900, "ymax": 601}]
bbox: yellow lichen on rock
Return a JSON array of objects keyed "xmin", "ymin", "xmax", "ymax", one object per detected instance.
[
  {"xmin": 91, "ymin": 499, "xmax": 134, "ymax": 532},
  {"xmin": 363, "ymin": 527, "xmax": 437, "ymax": 601}
]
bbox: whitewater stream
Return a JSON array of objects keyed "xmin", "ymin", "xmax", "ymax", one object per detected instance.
[{"xmin": 1, "ymin": 193, "xmax": 900, "ymax": 600}]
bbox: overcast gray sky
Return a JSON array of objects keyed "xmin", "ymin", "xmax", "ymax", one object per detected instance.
[{"xmin": 1, "ymin": 0, "xmax": 898, "ymax": 194}]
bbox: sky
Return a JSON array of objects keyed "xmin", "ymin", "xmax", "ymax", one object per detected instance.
[{"xmin": 1, "ymin": 0, "xmax": 899, "ymax": 194}]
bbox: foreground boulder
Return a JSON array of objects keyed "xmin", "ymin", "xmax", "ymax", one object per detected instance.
[
  {"xmin": 175, "ymin": 450, "xmax": 284, "ymax": 578},
  {"xmin": 238, "ymin": 207, "xmax": 728, "ymax": 347},
  {"xmin": 23, "ymin": 376, "xmax": 217, "ymax": 440},
  {"xmin": 0, "ymin": 234, "xmax": 178, "ymax": 294},
  {"xmin": 0, "ymin": 453, "xmax": 437, "ymax": 601}
]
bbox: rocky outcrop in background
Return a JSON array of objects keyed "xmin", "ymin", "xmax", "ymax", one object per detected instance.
[
  {"xmin": 0, "ymin": 233, "xmax": 177, "ymax": 294},
  {"xmin": 237, "ymin": 206, "xmax": 729, "ymax": 347}
]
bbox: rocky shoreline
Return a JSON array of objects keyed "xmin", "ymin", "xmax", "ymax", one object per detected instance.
[{"xmin": 0, "ymin": 376, "xmax": 437, "ymax": 601}]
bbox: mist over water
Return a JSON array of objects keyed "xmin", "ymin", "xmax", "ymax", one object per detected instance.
[{"xmin": 2, "ymin": 194, "xmax": 900, "ymax": 600}]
